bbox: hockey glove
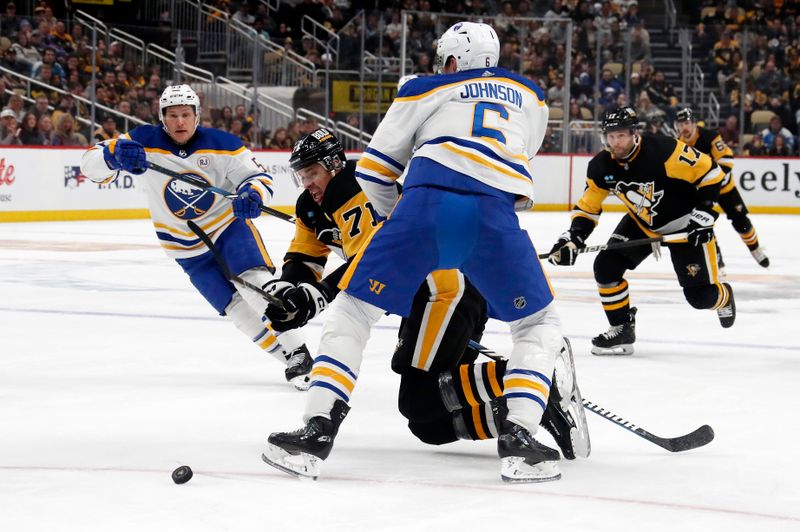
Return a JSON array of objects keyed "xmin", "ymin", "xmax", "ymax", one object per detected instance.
[
  {"xmin": 269, "ymin": 282, "xmax": 332, "ymax": 332},
  {"xmin": 232, "ymin": 183, "xmax": 264, "ymax": 219},
  {"xmin": 548, "ymin": 231, "xmax": 585, "ymax": 266},
  {"xmin": 263, "ymin": 280, "xmax": 294, "ymax": 323},
  {"xmin": 686, "ymin": 209, "xmax": 717, "ymax": 246},
  {"xmin": 103, "ymin": 139, "xmax": 146, "ymax": 174}
]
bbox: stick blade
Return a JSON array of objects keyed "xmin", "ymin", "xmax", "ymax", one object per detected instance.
[{"xmin": 662, "ymin": 424, "xmax": 715, "ymax": 452}]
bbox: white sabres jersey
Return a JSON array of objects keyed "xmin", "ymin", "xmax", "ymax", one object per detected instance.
[
  {"xmin": 81, "ymin": 125, "xmax": 273, "ymax": 259},
  {"xmin": 355, "ymin": 67, "xmax": 548, "ymax": 215}
]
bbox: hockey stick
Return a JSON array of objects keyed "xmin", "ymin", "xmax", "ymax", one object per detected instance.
[
  {"xmin": 537, "ymin": 232, "xmax": 688, "ymax": 260},
  {"xmin": 186, "ymin": 220, "xmax": 289, "ymax": 312},
  {"xmin": 146, "ymin": 161, "xmax": 296, "ymax": 223},
  {"xmin": 466, "ymin": 339, "xmax": 714, "ymax": 453}
]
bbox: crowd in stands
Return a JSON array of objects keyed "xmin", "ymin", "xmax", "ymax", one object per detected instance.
[
  {"xmin": 0, "ymin": 0, "xmax": 797, "ymax": 157},
  {"xmin": 689, "ymin": 0, "xmax": 800, "ymax": 155}
]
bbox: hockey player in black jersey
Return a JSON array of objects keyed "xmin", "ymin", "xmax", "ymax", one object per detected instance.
[
  {"xmin": 548, "ymin": 107, "xmax": 736, "ymax": 356},
  {"xmin": 675, "ymin": 107, "xmax": 769, "ymax": 268},
  {"xmin": 261, "ymin": 127, "xmax": 589, "ymax": 481}
]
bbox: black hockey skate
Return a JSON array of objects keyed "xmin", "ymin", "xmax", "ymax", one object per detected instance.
[
  {"xmin": 498, "ymin": 420, "xmax": 561, "ymax": 483},
  {"xmin": 284, "ymin": 345, "xmax": 313, "ymax": 391},
  {"xmin": 716, "ymin": 283, "xmax": 736, "ymax": 328},
  {"xmin": 540, "ymin": 337, "xmax": 591, "ymax": 460},
  {"xmin": 591, "ymin": 307, "xmax": 637, "ymax": 356},
  {"xmin": 750, "ymin": 246, "xmax": 770, "ymax": 268},
  {"xmin": 262, "ymin": 400, "xmax": 350, "ymax": 480}
]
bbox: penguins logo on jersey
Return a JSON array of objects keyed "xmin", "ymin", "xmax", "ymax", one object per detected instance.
[
  {"xmin": 163, "ymin": 174, "xmax": 215, "ymax": 219},
  {"xmin": 614, "ymin": 181, "xmax": 664, "ymax": 225},
  {"xmin": 686, "ymin": 264, "xmax": 701, "ymax": 277}
]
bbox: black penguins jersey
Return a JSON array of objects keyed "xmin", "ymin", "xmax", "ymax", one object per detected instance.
[
  {"xmin": 282, "ymin": 160, "xmax": 383, "ymax": 286},
  {"xmin": 682, "ymin": 125, "xmax": 734, "ymax": 175},
  {"xmin": 571, "ymin": 134, "xmax": 724, "ymax": 238}
]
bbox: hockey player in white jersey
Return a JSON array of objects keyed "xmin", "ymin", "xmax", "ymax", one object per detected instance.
[
  {"xmin": 80, "ymin": 84, "xmax": 312, "ymax": 389},
  {"xmin": 263, "ymin": 22, "xmax": 588, "ymax": 483}
]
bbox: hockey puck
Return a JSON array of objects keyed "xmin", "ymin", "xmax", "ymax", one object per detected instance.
[{"xmin": 172, "ymin": 465, "xmax": 193, "ymax": 484}]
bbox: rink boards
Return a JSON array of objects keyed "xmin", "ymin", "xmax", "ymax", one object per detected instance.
[{"xmin": 0, "ymin": 147, "xmax": 798, "ymax": 222}]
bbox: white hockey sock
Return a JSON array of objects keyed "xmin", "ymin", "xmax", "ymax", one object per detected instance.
[
  {"xmin": 225, "ymin": 293, "xmax": 289, "ymax": 365},
  {"xmin": 504, "ymin": 302, "xmax": 562, "ymax": 435},
  {"xmin": 303, "ymin": 292, "xmax": 383, "ymax": 422}
]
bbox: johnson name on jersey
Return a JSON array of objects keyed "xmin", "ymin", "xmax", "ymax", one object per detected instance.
[
  {"xmin": 285, "ymin": 160, "xmax": 383, "ymax": 281},
  {"xmin": 355, "ymin": 67, "xmax": 549, "ymax": 215},
  {"xmin": 572, "ymin": 134, "xmax": 724, "ymax": 236},
  {"xmin": 81, "ymin": 125, "xmax": 273, "ymax": 259}
]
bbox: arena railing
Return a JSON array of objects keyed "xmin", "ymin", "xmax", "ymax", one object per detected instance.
[
  {"xmin": 301, "ymin": 15, "xmax": 339, "ymax": 69},
  {"xmin": 0, "ymin": 65, "xmax": 147, "ymax": 133},
  {"xmin": 296, "ymin": 107, "xmax": 371, "ymax": 151},
  {"xmin": 145, "ymin": 43, "xmax": 214, "ymax": 84},
  {"xmin": 74, "ymin": 10, "xmax": 148, "ymax": 75}
]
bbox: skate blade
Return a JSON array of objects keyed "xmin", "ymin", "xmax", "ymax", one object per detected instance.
[
  {"xmin": 500, "ymin": 456, "xmax": 561, "ymax": 483},
  {"xmin": 289, "ymin": 375, "xmax": 311, "ymax": 392},
  {"xmin": 557, "ymin": 338, "xmax": 591, "ymax": 459},
  {"xmin": 261, "ymin": 444, "xmax": 320, "ymax": 480},
  {"xmin": 591, "ymin": 344, "xmax": 633, "ymax": 356}
]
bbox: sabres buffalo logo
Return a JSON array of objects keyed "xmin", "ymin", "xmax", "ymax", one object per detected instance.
[
  {"xmin": 614, "ymin": 181, "xmax": 664, "ymax": 225},
  {"xmin": 163, "ymin": 174, "xmax": 215, "ymax": 219}
]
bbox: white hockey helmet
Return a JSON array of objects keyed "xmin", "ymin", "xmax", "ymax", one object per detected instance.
[
  {"xmin": 158, "ymin": 84, "xmax": 200, "ymax": 126},
  {"xmin": 434, "ymin": 22, "xmax": 500, "ymax": 74}
]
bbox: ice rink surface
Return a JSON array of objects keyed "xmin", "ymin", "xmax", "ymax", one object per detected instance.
[{"xmin": 1, "ymin": 211, "xmax": 798, "ymax": 531}]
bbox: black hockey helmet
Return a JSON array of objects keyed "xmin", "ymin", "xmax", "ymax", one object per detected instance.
[
  {"xmin": 289, "ymin": 127, "xmax": 346, "ymax": 175},
  {"xmin": 676, "ymin": 107, "xmax": 696, "ymax": 123},
  {"xmin": 601, "ymin": 107, "xmax": 640, "ymax": 134}
]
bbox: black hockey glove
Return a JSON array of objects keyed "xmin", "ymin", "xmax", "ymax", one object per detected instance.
[
  {"xmin": 263, "ymin": 280, "xmax": 294, "ymax": 323},
  {"xmin": 686, "ymin": 209, "xmax": 717, "ymax": 247},
  {"xmin": 269, "ymin": 282, "xmax": 332, "ymax": 332},
  {"xmin": 548, "ymin": 231, "xmax": 585, "ymax": 266}
]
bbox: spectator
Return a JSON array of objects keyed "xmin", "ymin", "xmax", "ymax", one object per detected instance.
[
  {"xmin": 761, "ymin": 115, "xmax": 796, "ymax": 152},
  {"xmin": 219, "ymin": 105, "xmax": 233, "ymax": 130},
  {"xmin": 629, "ymin": 71, "xmax": 647, "ymax": 99},
  {"xmin": 232, "ymin": 3, "xmax": 255, "ymax": 25},
  {"xmin": 646, "ymin": 70, "xmax": 678, "ymax": 118},
  {"xmin": 229, "ymin": 118, "xmax": 250, "ymax": 146},
  {"xmin": 93, "ymin": 115, "xmax": 120, "ymax": 143},
  {"xmin": 19, "ymin": 112, "xmax": 43, "ymax": 145},
  {"xmin": 718, "ymin": 115, "xmax": 740, "ymax": 150},
  {"xmin": 768, "ymin": 133, "xmax": 792, "ymax": 156},
  {"xmin": 51, "ymin": 21, "xmax": 74, "ymax": 53},
  {"xmin": 742, "ymin": 133, "xmax": 766, "ymax": 156},
  {"xmin": 6, "ymin": 92, "xmax": 24, "ymax": 121},
  {"xmin": 1, "ymin": 2, "xmax": 19, "ymax": 38},
  {"xmin": 32, "ymin": 47, "xmax": 65, "ymax": 79},
  {"xmin": 266, "ymin": 127, "xmax": 292, "ymax": 149},
  {"xmin": 11, "ymin": 32, "xmax": 41, "ymax": 75},
  {"xmin": 629, "ymin": 23, "xmax": 651, "ymax": 61},
  {"xmin": 36, "ymin": 114, "xmax": 53, "ymax": 144},
  {"xmin": 51, "ymin": 113, "xmax": 87, "ymax": 146},
  {"xmin": 598, "ymin": 68, "xmax": 623, "ymax": 107},
  {"xmin": 0, "ymin": 47, "xmax": 26, "ymax": 74},
  {"xmin": 547, "ymin": 76, "xmax": 566, "ymax": 106},
  {"xmin": 233, "ymin": 104, "xmax": 253, "ymax": 135},
  {"xmin": 0, "ymin": 108, "xmax": 21, "ymax": 145},
  {"xmin": 32, "ymin": 95, "xmax": 50, "ymax": 119}
]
